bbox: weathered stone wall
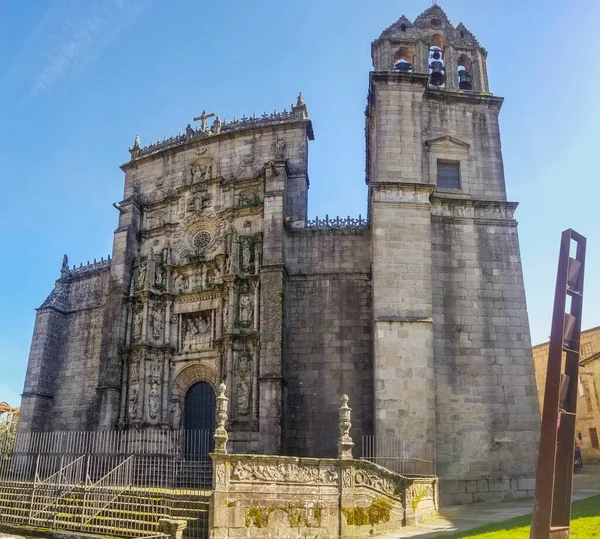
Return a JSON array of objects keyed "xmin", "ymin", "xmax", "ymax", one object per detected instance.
[
  {"xmin": 48, "ymin": 270, "xmax": 109, "ymax": 430},
  {"xmin": 210, "ymin": 453, "xmax": 438, "ymax": 539},
  {"xmin": 431, "ymin": 215, "xmax": 540, "ymax": 504},
  {"xmin": 19, "ymin": 267, "xmax": 109, "ymax": 433},
  {"xmin": 282, "ymin": 229, "xmax": 373, "ymax": 457}
]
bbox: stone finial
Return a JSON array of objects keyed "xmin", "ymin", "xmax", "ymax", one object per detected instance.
[
  {"xmin": 338, "ymin": 394, "xmax": 354, "ymax": 460},
  {"xmin": 212, "ymin": 116, "xmax": 222, "ymax": 135},
  {"xmin": 129, "ymin": 134, "xmax": 141, "ymax": 159},
  {"xmin": 292, "ymin": 92, "xmax": 308, "ymax": 119},
  {"xmin": 214, "ymin": 382, "xmax": 229, "ymax": 454}
]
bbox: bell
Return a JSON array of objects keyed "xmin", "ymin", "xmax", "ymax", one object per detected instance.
[
  {"xmin": 394, "ymin": 60, "xmax": 412, "ymax": 72},
  {"xmin": 429, "ymin": 60, "xmax": 445, "ymax": 87},
  {"xmin": 458, "ymin": 69, "xmax": 472, "ymax": 90}
]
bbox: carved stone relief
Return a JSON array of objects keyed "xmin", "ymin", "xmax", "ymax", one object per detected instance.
[
  {"xmin": 230, "ymin": 461, "xmax": 338, "ymax": 484},
  {"xmin": 173, "ymin": 213, "xmax": 225, "ymax": 262},
  {"xmin": 171, "ymin": 401, "xmax": 182, "ymax": 429},
  {"xmin": 174, "ymin": 273, "xmax": 189, "ymax": 293},
  {"xmin": 138, "ymin": 261, "xmax": 148, "ymax": 289},
  {"xmin": 181, "ymin": 311, "xmax": 212, "ymax": 351},
  {"xmin": 148, "ymin": 382, "xmax": 160, "ymax": 419},
  {"xmin": 152, "ymin": 308, "xmax": 163, "ymax": 340},
  {"xmin": 234, "ymin": 352, "xmax": 252, "ymax": 416},
  {"xmin": 238, "ymin": 295, "xmax": 254, "ymax": 329},
  {"xmin": 133, "ymin": 307, "xmax": 144, "ymax": 339},
  {"xmin": 128, "ymin": 384, "xmax": 139, "ymax": 420}
]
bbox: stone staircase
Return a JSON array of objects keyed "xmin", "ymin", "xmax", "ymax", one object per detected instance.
[{"xmin": 0, "ymin": 480, "xmax": 210, "ymax": 539}]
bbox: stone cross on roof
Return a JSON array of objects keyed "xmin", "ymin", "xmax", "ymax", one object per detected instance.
[{"xmin": 193, "ymin": 110, "xmax": 216, "ymax": 133}]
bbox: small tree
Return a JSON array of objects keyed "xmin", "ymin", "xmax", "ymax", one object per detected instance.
[{"xmin": 0, "ymin": 402, "xmax": 19, "ymax": 456}]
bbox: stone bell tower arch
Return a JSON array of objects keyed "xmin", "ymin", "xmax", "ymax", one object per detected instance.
[{"xmin": 368, "ymin": 4, "xmax": 540, "ymax": 504}]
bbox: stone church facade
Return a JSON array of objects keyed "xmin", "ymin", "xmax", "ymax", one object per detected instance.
[{"xmin": 19, "ymin": 5, "xmax": 540, "ymax": 503}]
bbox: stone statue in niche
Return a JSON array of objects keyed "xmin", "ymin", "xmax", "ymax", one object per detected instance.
[
  {"xmin": 236, "ymin": 376, "xmax": 251, "ymax": 415},
  {"xmin": 152, "ymin": 310, "xmax": 163, "ymax": 340},
  {"xmin": 181, "ymin": 312, "xmax": 212, "ymax": 351},
  {"xmin": 154, "ymin": 265, "xmax": 163, "ymax": 288},
  {"xmin": 138, "ymin": 262, "xmax": 147, "ymax": 288},
  {"xmin": 130, "ymin": 361, "xmax": 140, "ymax": 383},
  {"xmin": 174, "ymin": 274, "xmax": 188, "ymax": 293},
  {"xmin": 186, "ymin": 194, "xmax": 197, "ymax": 213},
  {"xmin": 128, "ymin": 385, "xmax": 139, "ymax": 419},
  {"xmin": 242, "ymin": 242, "xmax": 252, "ymax": 272},
  {"xmin": 222, "ymin": 300, "xmax": 229, "ymax": 332},
  {"xmin": 149, "ymin": 382, "xmax": 160, "ymax": 419},
  {"xmin": 275, "ymin": 138, "xmax": 286, "ymax": 159},
  {"xmin": 133, "ymin": 309, "xmax": 143, "ymax": 338},
  {"xmin": 239, "ymin": 295, "xmax": 253, "ymax": 328},
  {"xmin": 192, "ymin": 164, "xmax": 212, "ymax": 183},
  {"xmin": 150, "ymin": 360, "xmax": 161, "ymax": 380},
  {"xmin": 171, "ymin": 402, "xmax": 182, "ymax": 430}
]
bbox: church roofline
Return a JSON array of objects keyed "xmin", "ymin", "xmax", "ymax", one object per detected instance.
[
  {"xmin": 376, "ymin": 6, "xmax": 485, "ymax": 53},
  {"xmin": 122, "ymin": 107, "xmax": 314, "ymax": 171}
]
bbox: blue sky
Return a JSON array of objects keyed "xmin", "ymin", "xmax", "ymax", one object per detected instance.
[{"xmin": 1, "ymin": 0, "xmax": 598, "ymax": 408}]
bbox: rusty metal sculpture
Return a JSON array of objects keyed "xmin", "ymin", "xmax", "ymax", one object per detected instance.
[{"xmin": 530, "ymin": 229, "xmax": 586, "ymax": 539}]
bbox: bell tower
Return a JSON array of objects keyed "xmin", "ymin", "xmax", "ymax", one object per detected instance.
[{"xmin": 367, "ymin": 5, "xmax": 540, "ymax": 504}]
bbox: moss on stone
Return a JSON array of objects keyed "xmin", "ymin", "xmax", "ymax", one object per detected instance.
[
  {"xmin": 245, "ymin": 507, "xmax": 265, "ymax": 528},
  {"xmin": 343, "ymin": 497, "xmax": 394, "ymax": 527}
]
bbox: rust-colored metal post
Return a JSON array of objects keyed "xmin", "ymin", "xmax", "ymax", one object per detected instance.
[{"xmin": 530, "ymin": 229, "xmax": 586, "ymax": 539}]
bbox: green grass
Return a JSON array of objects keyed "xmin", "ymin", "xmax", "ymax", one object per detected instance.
[{"xmin": 429, "ymin": 495, "xmax": 600, "ymax": 538}]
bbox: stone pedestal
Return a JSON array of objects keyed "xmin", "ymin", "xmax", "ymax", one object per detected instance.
[{"xmin": 159, "ymin": 518, "xmax": 187, "ymax": 539}]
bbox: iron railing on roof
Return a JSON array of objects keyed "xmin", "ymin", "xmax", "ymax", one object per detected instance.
[{"xmin": 305, "ymin": 214, "xmax": 369, "ymax": 229}]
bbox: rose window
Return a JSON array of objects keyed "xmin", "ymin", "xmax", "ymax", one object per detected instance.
[{"xmin": 193, "ymin": 230, "xmax": 212, "ymax": 251}]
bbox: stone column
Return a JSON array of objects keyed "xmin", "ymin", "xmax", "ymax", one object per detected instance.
[
  {"xmin": 214, "ymin": 382, "xmax": 229, "ymax": 454},
  {"xmin": 255, "ymin": 163, "xmax": 287, "ymax": 454},
  {"xmin": 97, "ymin": 195, "xmax": 142, "ymax": 429},
  {"xmin": 164, "ymin": 302, "xmax": 171, "ymax": 346}
]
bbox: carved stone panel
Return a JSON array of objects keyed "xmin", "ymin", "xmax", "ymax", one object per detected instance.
[
  {"xmin": 128, "ymin": 384, "xmax": 140, "ymax": 420},
  {"xmin": 148, "ymin": 381, "xmax": 160, "ymax": 420},
  {"xmin": 238, "ymin": 295, "xmax": 254, "ymax": 329},
  {"xmin": 133, "ymin": 306, "xmax": 144, "ymax": 340},
  {"xmin": 151, "ymin": 307, "xmax": 164, "ymax": 341},
  {"xmin": 234, "ymin": 352, "xmax": 252, "ymax": 417},
  {"xmin": 180, "ymin": 311, "xmax": 213, "ymax": 352}
]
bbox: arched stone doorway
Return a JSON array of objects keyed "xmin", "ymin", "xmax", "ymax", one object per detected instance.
[{"xmin": 184, "ymin": 381, "xmax": 216, "ymax": 459}]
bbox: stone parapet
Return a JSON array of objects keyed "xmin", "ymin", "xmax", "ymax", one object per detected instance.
[{"xmin": 210, "ymin": 453, "xmax": 438, "ymax": 538}]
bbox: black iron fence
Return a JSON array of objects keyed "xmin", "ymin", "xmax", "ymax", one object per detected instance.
[
  {"xmin": 360, "ymin": 435, "xmax": 435, "ymax": 477},
  {"xmin": 0, "ymin": 429, "xmax": 212, "ymax": 539}
]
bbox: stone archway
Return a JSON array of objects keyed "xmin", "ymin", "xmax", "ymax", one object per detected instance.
[
  {"xmin": 171, "ymin": 363, "xmax": 218, "ymax": 471},
  {"xmin": 171, "ymin": 363, "xmax": 218, "ymax": 404}
]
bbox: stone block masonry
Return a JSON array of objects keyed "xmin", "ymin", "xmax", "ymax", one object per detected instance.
[{"xmin": 283, "ymin": 228, "xmax": 373, "ymax": 458}]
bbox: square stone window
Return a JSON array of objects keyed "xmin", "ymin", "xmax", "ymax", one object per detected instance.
[{"xmin": 437, "ymin": 160, "xmax": 460, "ymax": 189}]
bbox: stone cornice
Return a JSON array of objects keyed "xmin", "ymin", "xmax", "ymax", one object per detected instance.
[
  {"xmin": 430, "ymin": 195, "xmax": 518, "ymax": 221},
  {"xmin": 121, "ymin": 117, "xmax": 314, "ymax": 171},
  {"xmin": 424, "ymin": 87, "xmax": 504, "ymax": 110},
  {"xmin": 369, "ymin": 70, "xmax": 430, "ymax": 88},
  {"xmin": 370, "ymin": 182, "xmax": 434, "ymax": 205}
]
